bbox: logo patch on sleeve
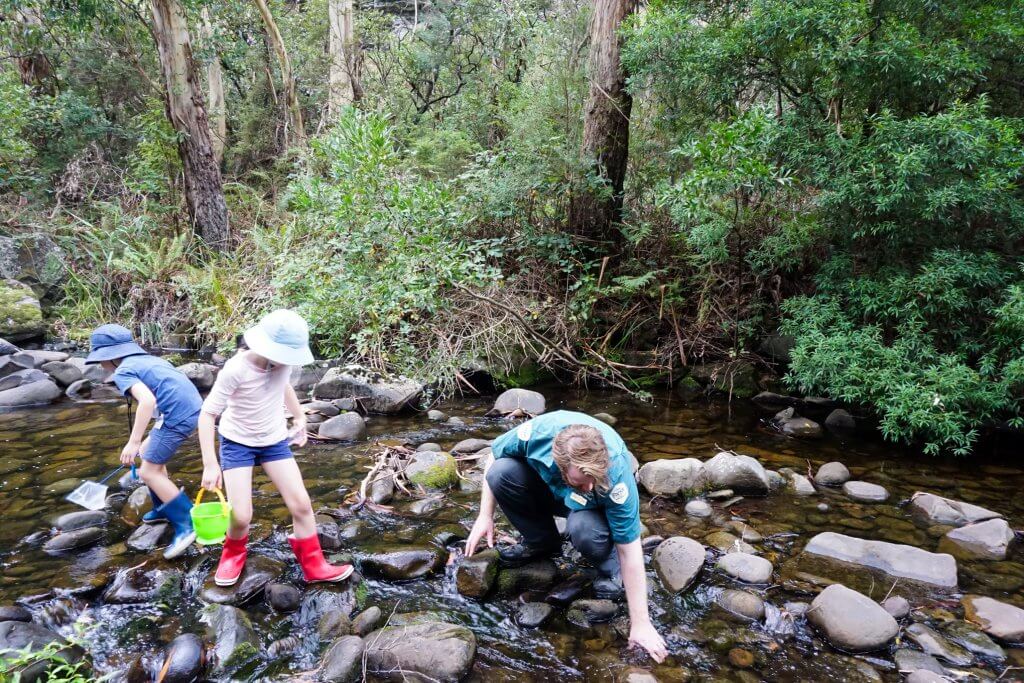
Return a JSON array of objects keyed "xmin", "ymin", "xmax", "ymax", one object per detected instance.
[
  {"xmin": 609, "ymin": 482, "xmax": 629, "ymax": 504},
  {"xmin": 516, "ymin": 421, "xmax": 533, "ymax": 441}
]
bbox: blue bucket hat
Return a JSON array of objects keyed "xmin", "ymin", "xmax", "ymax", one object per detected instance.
[{"xmin": 85, "ymin": 324, "xmax": 148, "ymax": 364}]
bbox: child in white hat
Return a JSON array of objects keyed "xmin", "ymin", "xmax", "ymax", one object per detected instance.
[{"xmin": 198, "ymin": 309, "xmax": 353, "ymax": 586}]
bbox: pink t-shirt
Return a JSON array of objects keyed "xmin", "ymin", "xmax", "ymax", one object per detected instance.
[{"xmin": 201, "ymin": 352, "xmax": 292, "ymax": 447}]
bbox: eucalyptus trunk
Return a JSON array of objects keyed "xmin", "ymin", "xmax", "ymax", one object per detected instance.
[
  {"xmin": 149, "ymin": 0, "xmax": 230, "ymax": 250},
  {"xmin": 199, "ymin": 8, "xmax": 227, "ymax": 164},
  {"xmin": 568, "ymin": 0, "xmax": 638, "ymax": 245},
  {"xmin": 327, "ymin": 0, "xmax": 360, "ymax": 117},
  {"xmin": 253, "ymin": 0, "xmax": 305, "ymax": 147}
]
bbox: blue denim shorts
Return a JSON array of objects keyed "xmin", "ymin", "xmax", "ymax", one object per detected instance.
[
  {"xmin": 142, "ymin": 424, "xmax": 194, "ymax": 465},
  {"xmin": 220, "ymin": 436, "xmax": 294, "ymax": 471}
]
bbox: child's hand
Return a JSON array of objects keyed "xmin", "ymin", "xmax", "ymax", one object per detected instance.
[
  {"xmin": 120, "ymin": 440, "xmax": 142, "ymax": 465},
  {"xmin": 290, "ymin": 420, "xmax": 308, "ymax": 448},
  {"xmin": 201, "ymin": 465, "xmax": 223, "ymax": 491}
]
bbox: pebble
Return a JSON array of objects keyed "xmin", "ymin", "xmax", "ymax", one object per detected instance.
[
  {"xmin": 685, "ymin": 500, "xmax": 712, "ymax": 518},
  {"xmin": 728, "ymin": 647, "xmax": 754, "ymax": 668},
  {"xmin": 881, "ymin": 596, "xmax": 910, "ymax": 619}
]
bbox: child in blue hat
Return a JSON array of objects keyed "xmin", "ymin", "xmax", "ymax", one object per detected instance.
[{"xmin": 85, "ymin": 324, "xmax": 203, "ymax": 559}]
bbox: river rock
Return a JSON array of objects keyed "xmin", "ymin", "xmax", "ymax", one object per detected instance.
[
  {"xmin": 567, "ymin": 598, "xmax": 617, "ymax": 626},
  {"xmin": 825, "ymin": 409, "xmax": 856, "ymax": 432},
  {"xmin": 417, "ymin": 442, "xmax": 442, "ymax": 452},
  {"xmin": 652, "ymin": 536, "xmax": 705, "ymax": 593},
  {"xmin": 705, "ymin": 531, "xmax": 755, "ymax": 554},
  {"xmin": 815, "ymin": 462, "xmax": 851, "ymax": 486},
  {"xmin": 909, "ymin": 492, "xmax": 1003, "ymax": 527},
  {"xmin": 176, "ymin": 362, "xmax": 216, "ymax": 391},
  {"xmin": 451, "ymin": 438, "xmax": 491, "ymax": 454},
  {"xmin": 427, "ymin": 409, "xmax": 447, "ymax": 421},
  {"xmin": 882, "ymin": 596, "xmax": 910, "ymax": 619},
  {"xmin": 0, "ymin": 605, "xmax": 32, "ymax": 622},
  {"xmin": 0, "ymin": 233, "xmax": 67, "ymax": 301},
  {"xmin": 319, "ymin": 635, "xmax": 364, "ymax": 682},
  {"xmin": 715, "ymin": 589, "xmax": 765, "ymax": 622},
  {"xmin": 360, "ymin": 546, "xmax": 444, "ymax": 580},
  {"xmin": 370, "ymin": 470, "xmax": 395, "ymax": 504},
  {"xmin": 104, "ymin": 567, "xmax": 181, "ymax": 604},
  {"xmin": 803, "ymin": 532, "xmax": 958, "ymax": 588},
  {"xmin": 637, "ymin": 459, "xmax": 707, "ymax": 496},
  {"xmin": 487, "ymin": 388, "xmax": 546, "ymax": 417},
  {"xmin": 39, "ymin": 361, "xmax": 82, "ymax": 388},
  {"xmin": 13, "ymin": 350, "xmax": 67, "ymax": 367},
  {"xmin": 405, "ymin": 451, "xmax": 459, "ymax": 489},
  {"xmin": 313, "ymin": 364, "xmax": 423, "ymax": 414},
  {"xmin": 894, "ymin": 649, "xmax": 947, "ymax": 676},
  {"xmin": 0, "ymin": 620, "xmax": 82, "ymax": 682},
  {"xmin": 352, "ymin": 606, "xmax": 382, "ymax": 637},
  {"xmin": 780, "ymin": 416, "xmax": 823, "ymax": 439},
  {"xmin": 0, "ymin": 378, "xmax": 62, "ymax": 407},
  {"xmin": 717, "ymin": 553, "xmax": 772, "ymax": 584},
  {"xmin": 496, "ymin": 560, "xmax": 558, "ymax": 595},
  {"xmin": 685, "ymin": 499, "xmax": 712, "ymax": 517},
  {"xmin": 200, "ymin": 555, "xmax": 285, "ymax": 605},
  {"xmin": 126, "ymin": 522, "xmax": 173, "ymax": 552},
  {"xmin": 940, "ymin": 518, "xmax": 1015, "ymax": 560},
  {"xmin": 904, "ymin": 672, "xmax": 949, "ymax": 683},
  {"xmin": 807, "ymin": 584, "xmax": 898, "ymax": 651},
  {"xmin": 456, "ymin": 549, "xmax": 498, "ymax": 598},
  {"xmin": 266, "ymin": 583, "xmax": 302, "ymax": 613},
  {"xmin": 962, "ymin": 595, "xmax": 1024, "ymax": 642},
  {"xmin": 65, "ymin": 378, "xmax": 121, "ymax": 402},
  {"xmin": 160, "ymin": 633, "xmax": 205, "ymax": 683},
  {"xmin": 516, "ymin": 602, "xmax": 554, "ymax": 628},
  {"xmin": 201, "ymin": 604, "xmax": 259, "ymax": 673},
  {"xmin": 0, "ymin": 368, "xmax": 48, "ymax": 390},
  {"xmin": 54, "ymin": 510, "xmax": 108, "ymax": 532},
  {"xmin": 702, "ymin": 451, "xmax": 769, "ymax": 494},
  {"xmin": 304, "ymin": 399, "xmax": 341, "ymax": 418},
  {"xmin": 906, "ymin": 623, "xmax": 973, "ymax": 666},
  {"xmin": 409, "ymin": 496, "xmax": 443, "ymax": 515},
  {"xmin": 0, "ymin": 337, "xmax": 18, "ymax": 355},
  {"xmin": 0, "ymin": 279, "xmax": 45, "ymax": 342},
  {"xmin": 318, "ymin": 413, "xmax": 367, "ymax": 441},
  {"xmin": 43, "ymin": 526, "xmax": 103, "ymax": 553},
  {"xmin": 789, "ymin": 473, "xmax": 817, "ymax": 496},
  {"xmin": 594, "ymin": 412, "xmax": 616, "ymax": 425},
  {"xmin": 942, "ymin": 620, "xmax": 1005, "ymax": 660},
  {"xmin": 365, "ymin": 621, "xmax": 476, "ymax": 681},
  {"xmin": 842, "ymin": 480, "xmax": 888, "ymax": 502}
]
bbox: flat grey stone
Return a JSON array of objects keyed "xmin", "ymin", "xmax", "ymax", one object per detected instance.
[{"xmin": 803, "ymin": 532, "xmax": 958, "ymax": 588}]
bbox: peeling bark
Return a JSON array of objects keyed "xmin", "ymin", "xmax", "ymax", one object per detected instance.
[
  {"xmin": 327, "ymin": 0, "xmax": 360, "ymax": 117},
  {"xmin": 253, "ymin": 0, "xmax": 305, "ymax": 147},
  {"xmin": 199, "ymin": 8, "xmax": 227, "ymax": 164}
]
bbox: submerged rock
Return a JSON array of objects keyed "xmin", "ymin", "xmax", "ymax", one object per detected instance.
[
  {"xmin": 54, "ymin": 510, "xmax": 108, "ymax": 532},
  {"xmin": 652, "ymin": 536, "xmax": 705, "ymax": 593},
  {"xmin": 894, "ymin": 649, "xmax": 947, "ymax": 676},
  {"xmin": 318, "ymin": 413, "xmax": 367, "ymax": 441},
  {"xmin": 318, "ymin": 635, "xmax": 364, "ymax": 683},
  {"xmin": 0, "ymin": 620, "xmax": 83, "ymax": 682},
  {"xmin": 567, "ymin": 598, "xmax": 618, "ymax": 626},
  {"xmin": 942, "ymin": 620, "xmax": 1005, "ymax": 660},
  {"xmin": 405, "ymin": 451, "xmax": 459, "ymax": 489},
  {"xmin": 717, "ymin": 553, "xmax": 773, "ymax": 584},
  {"xmin": 496, "ymin": 560, "xmax": 558, "ymax": 595},
  {"xmin": 201, "ymin": 604, "xmax": 259, "ymax": 674},
  {"xmin": 684, "ymin": 499, "xmax": 712, "ymax": 518},
  {"xmin": 715, "ymin": 589, "xmax": 765, "ymax": 623},
  {"xmin": 516, "ymin": 602, "xmax": 554, "ymax": 628},
  {"xmin": 909, "ymin": 492, "xmax": 1003, "ymax": 527},
  {"xmin": 637, "ymin": 458, "xmax": 707, "ymax": 497},
  {"xmin": 364, "ymin": 621, "xmax": 476, "ymax": 682},
  {"xmin": 456, "ymin": 549, "xmax": 498, "ymax": 598},
  {"xmin": 807, "ymin": 584, "xmax": 898, "ymax": 652},
  {"xmin": 487, "ymin": 388, "xmax": 546, "ymax": 417},
  {"xmin": 160, "ymin": 633, "xmax": 205, "ymax": 683},
  {"xmin": 815, "ymin": 462, "xmax": 851, "ymax": 486},
  {"xmin": 313, "ymin": 364, "xmax": 424, "ymax": 414},
  {"xmin": 802, "ymin": 532, "xmax": 958, "ymax": 588},
  {"xmin": 779, "ymin": 416, "xmax": 823, "ymax": 439},
  {"xmin": 266, "ymin": 583, "xmax": 302, "ymax": 613},
  {"xmin": 842, "ymin": 481, "xmax": 888, "ymax": 502},
  {"xmin": 42, "ymin": 526, "xmax": 103, "ymax": 553},
  {"xmin": 962, "ymin": 595, "xmax": 1024, "ymax": 642},
  {"xmin": 905, "ymin": 623, "xmax": 973, "ymax": 666},
  {"xmin": 104, "ymin": 567, "xmax": 181, "ymax": 604},
  {"xmin": 359, "ymin": 546, "xmax": 445, "ymax": 580},
  {"xmin": 370, "ymin": 470, "xmax": 395, "ymax": 504},
  {"xmin": 824, "ymin": 409, "xmax": 856, "ymax": 432},
  {"xmin": 702, "ymin": 451, "xmax": 769, "ymax": 494},
  {"xmin": 940, "ymin": 518, "xmax": 1015, "ymax": 560}
]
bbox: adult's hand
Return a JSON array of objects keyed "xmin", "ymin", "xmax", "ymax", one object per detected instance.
[
  {"xmin": 629, "ymin": 620, "xmax": 668, "ymax": 663},
  {"xmin": 201, "ymin": 465, "xmax": 223, "ymax": 492},
  {"xmin": 465, "ymin": 515, "xmax": 495, "ymax": 556}
]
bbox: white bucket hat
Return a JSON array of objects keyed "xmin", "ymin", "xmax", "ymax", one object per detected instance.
[{"xmin": 243, "ymin": 309, "xmax": 315, "ymax": 366}]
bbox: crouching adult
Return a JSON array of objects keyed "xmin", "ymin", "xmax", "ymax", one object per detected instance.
[{"xmin": 465, "ymin": 410, "xmax": 667, "ymax": 662}]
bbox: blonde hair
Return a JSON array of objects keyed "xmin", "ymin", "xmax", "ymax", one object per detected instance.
[{"xmin": 552, "ymin": 425, "xmax": 611, "ymax": 492}]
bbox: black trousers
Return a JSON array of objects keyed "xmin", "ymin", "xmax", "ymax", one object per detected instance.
[{"xmin": 485, "ymin": 457, "xmax": 620, "ymax": 577}]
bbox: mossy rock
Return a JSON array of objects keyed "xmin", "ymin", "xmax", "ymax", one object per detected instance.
[
  {"xmin": 406, "ymin": 451, "xmax": 459, "ymax": 489},
  {"xmin": 0, "ymin": 279, "xmax": 44, "ymax": 342},
  {"xmin": 675, "ymin": 376, "xmax": 704, "ymax": 401}
]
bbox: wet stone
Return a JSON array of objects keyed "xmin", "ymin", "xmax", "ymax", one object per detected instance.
[
  {"xmin": 842, "ymin": 481, "xmax": 889, "ymax": 502},
  {"xmin": 641, "ymin": 536, "xmax": 664, "ymax": 553},
  {"xmin": 455, "ymin": 549, "xmax": 498, "ymax": 598},
  {"xmin": 369, "ymin": 471, "xmax": 395, "ymax": 504},
  {"xmin": 962, "ymin": 595, "xmax": 1024, "ymax": 642},
  {"xmin": 728, "ymin": 647, "xmax": 755, "ymax": 668},
  {"xmin": 103, "ymin": 567, "xmax": 182, "ymax": 604},
  {"xmin": 909, "ymin": 492, "xmax": 1002, "ymax": 527},
  {"xmin": 685, "ymin": 500, "xmax": 712, "ymax": 518},
  {"xmin": 717, "ymin": 553, "xmax": 773, "ymax": 584},
  {"xmin": 126, "ymin": 522, "xmax": 173, "ymax": 552},
  {"xmin": 545, "ymin": 577, "xmax": 588, "ymax": 606},
  {"xmin": 652, "ymin": 536, "xmax": 706, "ymax": 593},
  {"xmin": 53, "ymin": 510, "xmax": 108, "ymax": 532},
  {"xmin": 266, "ymin": 583, "xmax": 302, "ymax": 613},
  {"xmin": 939, "ymin": 518, "xmax": 1015, "ymax": 560},
  {"xmin": 352, "ymin": 606, "xmax": 382, "ymax": 637},
  {"xmin": 894, "ymin": 649, "xmax": 947, "ymax": 676},
  {"xmin": 200, "ymin": 604, "xmax": 259, "ymax": 674},
  {"xmin": 200, "ymin": 555, "xmax": 285, "ymax": 605},
  {"xmin": 789, "ymin": 473, "xmax": 816, "ymax": 496},
  {"xmin": 705, "ymin": 531, "xmax": 755, "ymax": 554},
  {"xmin": 516, "ymin": 602, "xmax": 554, "ymax": 628},
  {"xmin": 882, "ymin": 596, "xmax": 910, "ymax": 619},
  {"xmin": 815, "ymin": 462, "xmax": 851, "ymax": 486},
  {"xmin": 567, "ymin": 599, "xmax": 618, "ymax": 626},
  {"xmin": 807, "ymin": 584, "xmax": 898, "ymax": 652},
  {"xmin": 317, "ymin": 611, "xmax": 352, "ymax": 640},
  {"xmin": 427, "ymin": 409, "xmax": 447, "ymax": 421},
  {"xmin": 703, "ymin": 452, "xmax": 769, "ymax": 494},
  {"xmin": 802, "ymin": 532, "xmax": 958, "ymax": 588},
  {"xmin": 160, "ymin": 633, "xmax": 205, "ymax": 683},
  {"xmin": 637, "ymin": 459, "xmax": 707, "ymax": 497},
  {"xmin": 43, "ymin": 526, "xmax": 104, "ymax": 553},
  {"xmin": 497, "ymin": 560, "xmax": 558, "ymax": 595},
  {"xmin": 409, "ymin": 496, "xmax": 444, "ymax": 515},
  {"xmin": 905, "ymin": 623, "xmax": 973, "ymax": 666},
  {"xmin": 364, "ymin": 621, "xmax": 476, "ymax": 682},
  {"xmin": 942, "ymin": 620, "xmax": 1005, "ymax": 660},
  {"xmin": 416, "ymin": 442, "xmax": 442, "ymax": 452},
  {"xmin": 707, "ymin": 489, "xmax": 734, "ymax": 500},
  {"xmin": 451, "ymin": 438, "xmax": 491, "ymax": 454},
  {"xmin": 0, "ymin": 605, "xmax": 32, "ymax": 622},
  {"xmin": 904, "ymin": 672, "xmax": 948, "ymax": 683},
  {"xmin": 318, "ymin": 635, "xmax": 364, "ymax": 682},
  {"xmin": 715, "ymin": 589, "xmax": 765, "ymax": 623},
  {"xmin": 360, "ymin": 546, "xmax": 445, "ymax": 581}
]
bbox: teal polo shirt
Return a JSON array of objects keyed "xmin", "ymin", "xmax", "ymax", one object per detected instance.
[{"xmin": 490, "ymin": 410, "xmax": 641, "ymax": 544}]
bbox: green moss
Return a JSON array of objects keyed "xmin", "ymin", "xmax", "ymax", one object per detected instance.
[
  {"xmin": 407, "ymin": 452, "xmax": 459, "ymax": 489},
  {"xmin": 224, "ymin": 641, "xmax": 258, "ymax": 669},
  {"xmin": 675, "ymin": 376, "xmax": 703, "ymax": 401},
  {"xmin": 495, "ymin": 360, "xmax": 552, "ymax": 388},
  {"xmin": 0, "ymin": 279, "xmax": 43, "ymax": 340}
]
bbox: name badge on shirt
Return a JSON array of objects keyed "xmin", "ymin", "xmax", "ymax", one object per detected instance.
[{"xmin": 569, "ymin": 491, "xmax": 589, "ymax": 506}]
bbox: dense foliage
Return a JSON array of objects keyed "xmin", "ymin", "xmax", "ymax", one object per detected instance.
[{"xmin": 1, "ymin": 0, "xmax": 1022, "ymax": 453}]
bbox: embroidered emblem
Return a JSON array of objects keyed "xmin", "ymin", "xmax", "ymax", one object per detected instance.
[
  {"xmin": 609, "ymin": 482, "xmax": 629, "ymax": 505},
  {"xmin": 517, "ymin": 421, "xmax": 532, "ymax": 440},
  {"xmin": 569, "ymin": 491, "xmax": 588, "ymax": 506}
]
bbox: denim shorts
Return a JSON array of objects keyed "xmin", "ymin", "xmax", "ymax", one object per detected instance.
[
  {"xmin": 220, "ymin": 436, "xmax": 294, "ymax": 471},
  {"xmin": 142, "ymin": 424, "xmax": 194, "ymax": 465}
]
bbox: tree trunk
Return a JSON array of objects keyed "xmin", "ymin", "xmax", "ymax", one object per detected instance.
[
  {"xmin": 568, "ymin": 0, "xmax": 638, "ymax": 245},
  {"xmin": 253, "ymin": 0, "xmax": 305, "ymax": 147},
  {"xmin": 150, "ymin": 0, "xmax": 230, "ymax": 250},
  {"xmin": 199, "ymin": 8, "xmax": 227, "ymax": 165},
  {"xmin": 12, "ymin": 7, "xmax": 56, "ymax": 95},
  {"xmin": 327, "ymin": 0, "xmax": 360, "ymax": 117}
]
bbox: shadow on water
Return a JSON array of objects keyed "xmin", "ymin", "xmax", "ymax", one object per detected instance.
[{"xmin": 1, "ymin": 387, "xmax": 1023, "ymax": 681}]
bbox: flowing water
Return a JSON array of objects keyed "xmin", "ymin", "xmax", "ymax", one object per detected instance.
[{"xmin": 1, "ymin": 388, "xmax": 1023, "ymax": 681}]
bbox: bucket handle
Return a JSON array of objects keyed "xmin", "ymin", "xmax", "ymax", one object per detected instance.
[{"xmin": 195, "ymin": 487, "xmax": 229, "ymax": 515}]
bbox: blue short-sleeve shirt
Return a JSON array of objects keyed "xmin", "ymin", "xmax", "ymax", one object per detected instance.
[
  {"xmin": 491, "ymin": 410, "xmax": 641, "ymax": 544},
  {"xmin": 112, "ymin": 355, "xmax": 203, "ymax": 431}
]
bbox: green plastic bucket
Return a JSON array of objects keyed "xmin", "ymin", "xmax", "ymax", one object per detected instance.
[{"xmin": 191, "ymin": 488, "xmax": 231, "ymax": 545}]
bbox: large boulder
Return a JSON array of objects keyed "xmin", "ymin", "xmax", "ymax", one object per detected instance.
[
  {"xmin": 0, "ymin": 279, "xmax": 44, "ymax": 342},
  {"xmin": 0, "ymin": 620, "xmax": 83, "ymax": 683},
  {"xmin": 0, "ymin": 233, "xmax": 68, "ymax": 302},
  {"xmin": 909, "ymin": 492, "xmax": 1003, "ymax": 527},
  {"xmin": 652, "ymin": 537, "xmax": 706, "ymax": 593},
  {"xmin": 486, "ymin": 388, "xmax": 546, "ymax": 417},
  {"xmin": 290, "ymin": 362, "xmax": 329, "ymax": 393},
  {"xmin": 200, "ymin": 604, "xmax": 259, "ymax": 674},
  {"xmin": 313, "ymin": 364, "xmax": 423, "ymax": 414},
  {"xmin": 940, "ymin": 518, "xmax": 1015, "ymax": 560},
  {"xmin": 703, "ymin": 452, "xmax": 769, "ymax": 494},
  {"xmin": 359, "ymin": 546, "xmax": 445, "ymax": 580},
  {"xmin": 39, "ymin": 361, "xmax": 82, "ymax": 388},
  {"xmin": 176, "ymin": 362, "xmax": 217, "ymax": 391},
  {"xmin": 802, "ymin": 532, "xmax": 958, "ymax": 588},
  {"xmin": 637, "ymin": 459, "xmax": 707, "ymax": 497},
  {"xmin": 364, "ymin": 621, "xmax": 476, "ymax": 682},
  {"xmin": 318, "ymin": 413, "xmax": 367, "ymax": 441},
  {"xmin": 962, "ymin": 595, "xmax": 1024, "ymax": 642},
  {"xmin": 319, "ymin": 635, "xmax": 365, "ymax": 682},
  {"xmin": 405, "ymin": 451, "xmax": 458, "ymax": 489},
  {"xmin": 0, "ymin": 379, "xmax": 62, "ymax": 407},
  {"xmin": 807, "ymin": 584, "xmax": 898, "ymax": 652}
]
